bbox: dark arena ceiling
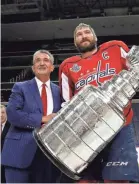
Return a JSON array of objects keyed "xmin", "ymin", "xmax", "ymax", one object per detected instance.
[
  {"xmin": 1, "ymin": 0, "xmax": 139, "ymax": 23},
  {"xmin": 1, "ymin": 0, "xmax": 139, "ymax": 42}
]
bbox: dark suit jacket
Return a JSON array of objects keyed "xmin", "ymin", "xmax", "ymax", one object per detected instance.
[
  {"xmin": 1, "ymin": 121, "xmax": 10, "ymax": 183},
  {"xmin": 1, "ymin": 78, "xmax": 61, "ymax": 170},
  {"xmin": 1, "ymin": 121, "xmax": 10, "ymax": 151}
]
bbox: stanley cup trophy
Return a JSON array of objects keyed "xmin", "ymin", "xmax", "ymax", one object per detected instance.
[{"xmin": 33, "ymin": 46, "xmax": 139, "ymax": 180}]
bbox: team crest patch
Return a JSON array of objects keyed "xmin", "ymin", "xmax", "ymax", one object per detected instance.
[{"xmin": 70, "ymin": 64, "xmax": 81, "ymax": 72}]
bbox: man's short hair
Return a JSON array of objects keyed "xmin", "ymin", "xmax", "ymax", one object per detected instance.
[
  {"xmin": 74, "ymin": 23, "xmax": 97, "ymax": 42},
  {"xmin": 33, "ymin": 50, "xmax": 54, "ymax": 64}
]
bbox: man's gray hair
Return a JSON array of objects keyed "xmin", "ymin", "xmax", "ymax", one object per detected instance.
[
  {"xmin": 33, "ymin": 50, "xmax": 54, "ymax": 64},
  {"xmin": 74, "ymin": 23, "xmax": 97, "ymax": 42}
]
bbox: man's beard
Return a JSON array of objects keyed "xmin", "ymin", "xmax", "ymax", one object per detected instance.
[{"xmin": 76, "ymin": 41, "xmax": 97, "ymax": 53}]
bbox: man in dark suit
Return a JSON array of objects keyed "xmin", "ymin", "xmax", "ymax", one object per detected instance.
[
  {"xmin": 1, "ymin": 50, "xmax": 62, "ymax": 183},
  {"xmin": 1, "ymin": 104, "xmax": 10, "ymax": 183},
  {"xmin": 1, "ymin": 105, "xmax": 10, "ymax": 150}
]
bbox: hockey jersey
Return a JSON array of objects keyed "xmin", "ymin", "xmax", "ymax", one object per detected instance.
[{"xmin": 59, "ymin": 40, "xmax": 133, "ymax": 125}]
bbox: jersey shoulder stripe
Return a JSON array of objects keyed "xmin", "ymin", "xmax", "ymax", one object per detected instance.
[
  {"xmin": 99, "ymin": 40, "xmax": 129, "ymax": 52},
  {"xmin": 60, "ymin": 55, "xmax": 81, "ymax": 69}
]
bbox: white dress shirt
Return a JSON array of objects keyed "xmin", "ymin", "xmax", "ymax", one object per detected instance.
[{"xmin": 35, "ymin": 77, "xmax": 53, "ymax": 116}]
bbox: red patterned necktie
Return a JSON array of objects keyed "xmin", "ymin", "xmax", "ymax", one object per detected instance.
[{"xmin": 41, "ymin": 84, "xmax": 47, "ymax": 116}]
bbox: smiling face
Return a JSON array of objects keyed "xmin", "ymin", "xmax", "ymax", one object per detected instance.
[
  {"xmin": 32, "ymin": 51, "xmax": 54, "ymax": 80},
  {"xmin": 74, "ymin": 25, "xmax": 97, "ymax": 53}
]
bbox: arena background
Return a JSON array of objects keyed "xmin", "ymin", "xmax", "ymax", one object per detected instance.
[{"xmin": 1, "ymin": 0, "xmax": 139, "ymax": 156}]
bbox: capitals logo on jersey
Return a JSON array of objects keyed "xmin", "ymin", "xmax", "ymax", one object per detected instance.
[{"xmin": 75, "ymin": 60, "xmax": 116, "ymax": 90}]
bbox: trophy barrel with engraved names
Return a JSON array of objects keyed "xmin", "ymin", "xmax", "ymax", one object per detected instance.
[{"xmin": 33, "ymin": 46, "xmax": 139, "ymax": 180}]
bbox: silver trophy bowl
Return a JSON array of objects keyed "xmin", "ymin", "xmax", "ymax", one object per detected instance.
[{"xmin": 33, "ymin": 46, "xmax": 139, "ymax": 180}]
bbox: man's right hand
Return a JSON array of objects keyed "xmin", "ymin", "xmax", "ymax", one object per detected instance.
[{"xmin": 41, "ymin": 113, "xmax": 56, "ymax": 124}]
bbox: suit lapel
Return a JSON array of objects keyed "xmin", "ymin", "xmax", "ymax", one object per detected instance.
[
  {"xmin": 50, "ymin": 82, "xmax": 57, "ymax": 112},
  {"xmin": 28, "ymin": 78, "xmax": 43, "ymax": 113},
  {"xmin": 1, "ymin": 122, "xmax": 10, "ymax": 140}
]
